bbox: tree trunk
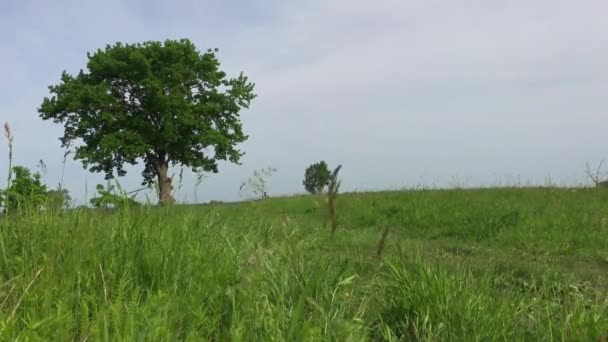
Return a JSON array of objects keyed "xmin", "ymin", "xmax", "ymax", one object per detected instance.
[{"xmin": 157, "ymin": 162, "xmax": 175, "ymax": 206}]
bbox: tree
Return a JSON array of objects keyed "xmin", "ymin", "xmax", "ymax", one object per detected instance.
[
  {"xmin": 0, "ymin": 166, "xmax": 48, "ymax": 212},
  {"xmin": 46, "ymin": 188, "xmax": 72, "ymax": 211},
  {"xmin": 38, "ymin": 39, "xmax": 256, "ymax": 205},
  {"xmin": 90, "ymin": 182, "xmax": 139, "ymax": 209},
  {"xmin": 303, "ymin": 161, "xmax": 331, "ymax": 194},
  {"xmin": 240, "ymin": 167, "xmax": 277, "ymax": 200},
  {"xmin": 584, "ymin": 160, "xmax": 607, "ymax": 188}
]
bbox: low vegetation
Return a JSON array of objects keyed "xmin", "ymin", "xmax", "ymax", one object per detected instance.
[
  {"xmin": 89, "ymin": 182, "xmax": 140, "ymax": 209},
  {"xmin": 1, "ymin": 187, "xmax": 608, "ymax": 340}
]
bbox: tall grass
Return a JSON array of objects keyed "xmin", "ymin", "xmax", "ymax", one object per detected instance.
[
  {"xmin": 1, "ymin": 187, "xmax": 608, "ymax": 339},
  {"xmin": 328, "ymin": 165, "xmax": 342, "ymax": 238},
  {"xmin": 3, "ymin": 122, "xmax": 14, "ymax": 214}
]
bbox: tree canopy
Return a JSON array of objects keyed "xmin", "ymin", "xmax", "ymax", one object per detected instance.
[
  {"xmin": 303, "ymin": 161, "xmax": 331, "ymax": 194},
  {"xmin": 39, "ymin": 38, "xmax": 256, "ymax": 204}
]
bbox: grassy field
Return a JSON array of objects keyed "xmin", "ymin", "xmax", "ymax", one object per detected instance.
[{"xmin": 1, "ymin": 187, "xmax": 608, "ymax": 340}]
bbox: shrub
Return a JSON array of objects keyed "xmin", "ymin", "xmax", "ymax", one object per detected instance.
[
  {"xmin": 89, "ymin": 182, "xmax": 140, "ymax": 209},
  {"xmin": 0, "ymin": 166, "xmax": 48, "ymax": 212},
  {"xmin": 46, "ymin": 188, "xmax": 72, "ymax": 211}
]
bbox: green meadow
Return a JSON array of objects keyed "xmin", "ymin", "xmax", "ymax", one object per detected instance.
[{"xmin": 1, "ymin": 187, "xmax": 607, "ymax": 340}]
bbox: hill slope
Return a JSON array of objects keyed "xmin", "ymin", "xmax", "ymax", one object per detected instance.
[{"xmin": 1, "ymin": 187, "xmax": 608, "ymax": 340}]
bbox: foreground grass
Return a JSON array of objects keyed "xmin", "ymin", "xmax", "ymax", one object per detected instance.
[{"xmin": 1, "ymin": 187, "xmax": 608, "ymax": 340}]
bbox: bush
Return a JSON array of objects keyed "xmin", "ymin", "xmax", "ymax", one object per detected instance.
[
  {"xmin": 0, "ymin": 166, "xmax": 47, "ymax": 212},
  {"xmin": 46, "ymin": 188, "xmax": 71, "ymax": 211},
  {"xmin": 89, "ymin": 182, "xmax": 140, "ymax": 209}
]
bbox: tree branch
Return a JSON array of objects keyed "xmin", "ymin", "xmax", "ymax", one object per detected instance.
[{"xmin": 585, "ymin": 159, "xmax": 606, "ymax": 187}]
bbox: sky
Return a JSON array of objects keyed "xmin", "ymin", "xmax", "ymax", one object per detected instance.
[{"xmin": 1, "ymin": 0, "xmax": 607, "ymax": 204}]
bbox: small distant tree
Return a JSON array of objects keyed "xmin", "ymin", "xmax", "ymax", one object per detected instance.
[
  {"xmin": 585, "ymin": 160, "xmax": 608, "ymax": 188},
  {"xmin": 303, "ymin": 161, "xmax": 331, "ymax": 194},
  {"xmin": 0, "ymin": 166, "xmax": 48, "ymax": 212},
  {"xmin": 90, "ymin": 182, "xmax": 139, "ymax": 209},
  {"xmin": 240, "ymin": 167, "xmax": 277, "ymax": 200},
  {"xmin": 46, "ymin": 188, "xmax": 72, "ymax": 211}
]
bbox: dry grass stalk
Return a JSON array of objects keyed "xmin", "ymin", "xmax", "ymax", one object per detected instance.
[
  {"xmin": 4, "ymin": 122, "xmax": 14, "ymax": 214},
  {"xmin": 376, "ymin": 226, "xmax": 390, "ymax": 259},
  {"xmin": 328, "ymin": 165, "xmax": 342, "ymax": 238}
]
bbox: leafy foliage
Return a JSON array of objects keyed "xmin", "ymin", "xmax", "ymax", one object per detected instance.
[
  {"xmin": 0, "ymin": 166, "xmax": 48, "ymax": 212},
  {"xmin": 303, "ymin": 161, "xmax": 330, "ymax": 194},
  {"xmin": 38, "ymin": 38, "xmax": 256, "ymax": 204},
  {"xmin": 46, "ymin": 188, "xmax": 72, "ymax": 211},
  {"xmin": 89, "ymin": 182, "xmax": 139, "ymax": 209}
]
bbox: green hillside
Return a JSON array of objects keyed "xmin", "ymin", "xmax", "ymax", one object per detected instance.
[{"xmin": 1, "ymin": 187, "xmax": 608, "ymax": 340}]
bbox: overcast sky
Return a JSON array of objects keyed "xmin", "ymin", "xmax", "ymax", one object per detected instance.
[{"xmin": 1, "ymin": 0, "xmax": 607, "ymax": 204}]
